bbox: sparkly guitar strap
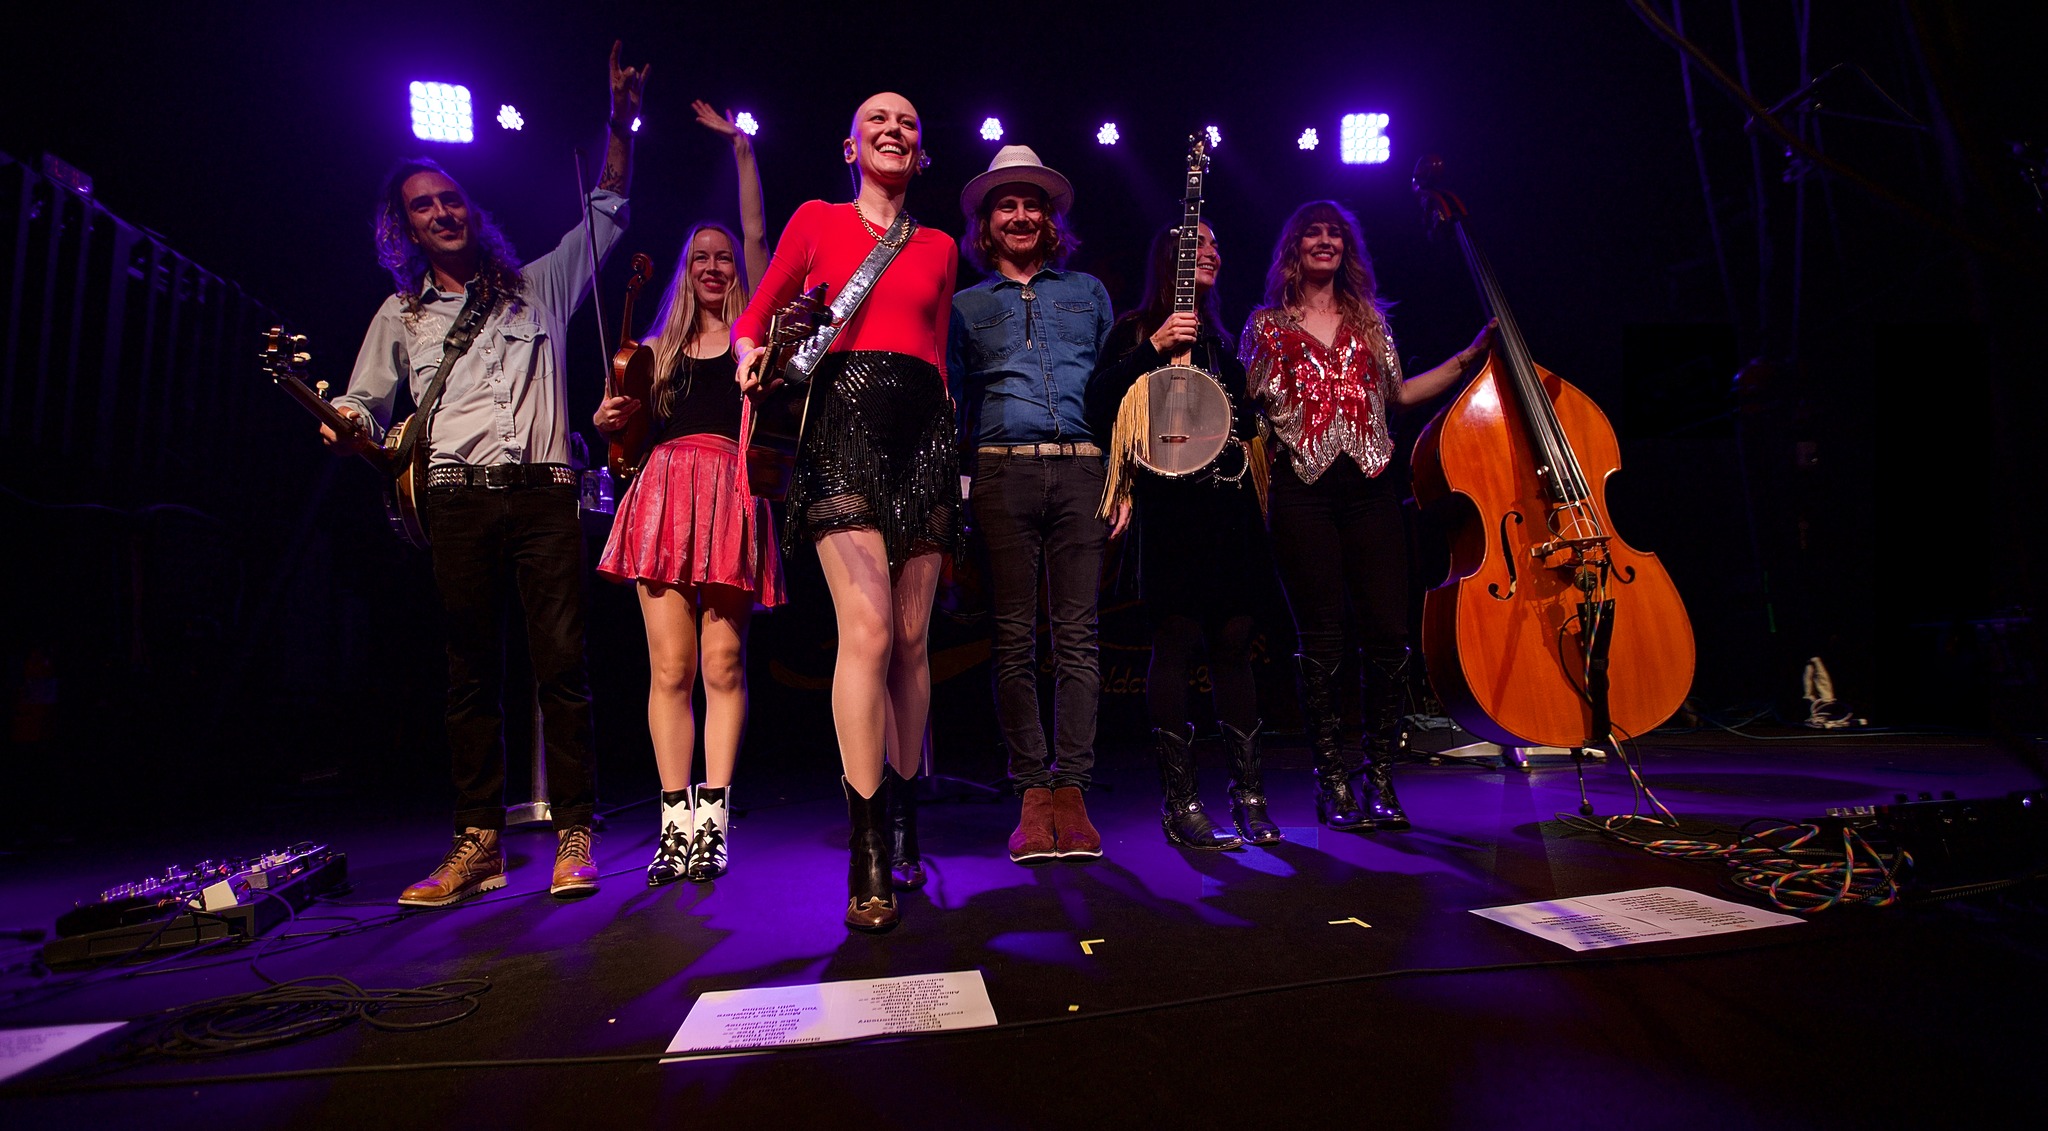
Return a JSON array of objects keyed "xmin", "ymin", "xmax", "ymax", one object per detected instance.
[{"xmin": 786, "ymin": 210, "xmax": 917, "ymax": 382}]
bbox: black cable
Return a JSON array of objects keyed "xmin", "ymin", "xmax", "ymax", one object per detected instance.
[{"xmin": 5, "ymin": 931, "xmax": 1819, "ymax": 1095}]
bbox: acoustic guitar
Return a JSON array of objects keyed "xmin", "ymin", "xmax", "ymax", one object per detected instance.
[{"xmin": 740, "ymin": 283, "xmax": 833, "ymax": 499}]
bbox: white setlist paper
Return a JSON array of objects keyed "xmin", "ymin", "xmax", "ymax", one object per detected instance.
[
  {"xmin": 1471, "ymin": 886, "xmax": 1803, "ymax": 952},
  {"xmin": 0, "ymin": 1022, "xmax": 126, "ymax": 1083},
  {"xmin": 666, "ymin": 970, "xmax": 998, "ymax": 1056}
]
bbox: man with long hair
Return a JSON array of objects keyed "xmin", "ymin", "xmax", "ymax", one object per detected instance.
[
  {"xmin": 324, "ymin": 43, "xmax": 648, "ymax": 906},
  {"xmin": 946, "ymin": 145, "xmax": 1117, "ymax": 864}
]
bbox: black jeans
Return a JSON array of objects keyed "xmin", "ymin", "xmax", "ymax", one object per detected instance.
[
  {"xmin": 423, "ymin": 483, "xmax": 596, "ymax": 831},
  {"xmin": 1267, "ymin": 456, "xmax": 1410, "ymax": 666},
  {"xmin": 972, "ymin": 453, "xmax": 1106, "ymax": 791}
]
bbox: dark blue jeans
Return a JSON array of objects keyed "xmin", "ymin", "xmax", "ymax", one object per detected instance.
[
  {"xmin": 971, "ymin": 454, "xmax": 1107, "ymax": 791},
  {"xmin": 422, "ymin": 484, "xmax": 597, "ymax": 831}
]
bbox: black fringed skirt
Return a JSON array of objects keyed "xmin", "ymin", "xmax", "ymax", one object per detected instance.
[{"xmin": 786, "ymin": 351, "xmax": 961, "ymax": 569}]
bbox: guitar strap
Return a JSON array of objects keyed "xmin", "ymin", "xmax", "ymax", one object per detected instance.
[
  {"xmin": 784, "ymin": 209, "xmax": 917, "ymax": 383},
  {"xmin": 392, "ymin": 280, "xmax": 496, "ymax": 472}
]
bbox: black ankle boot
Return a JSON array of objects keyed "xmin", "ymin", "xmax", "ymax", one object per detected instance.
[
  {"xmin": 1299, "ymin": 654, "xmax": 1366, "ymax": 832},
  {"xmin": 884, "ymin": 765, "xmax": 925, "ymax": 890},
  {"xmin": 1154, "ymin": 726, "xmax": 1242, "ymax": 850},
  {"xmin": 1221, "ymin": 720, "xmax": 1283, "ymax": 845},
  {"xmin": 1361, "ymin": 646, "xmax": 1415, "ymax": 831},
  {"xmin": 843, "ymin": 776, "xmax": 898, "ymax": 931}
]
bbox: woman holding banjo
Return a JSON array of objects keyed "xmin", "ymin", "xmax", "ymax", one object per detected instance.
[
  {"xmin": 594, "ymin": 101, "xmax": 780, "ymax": 889},
  {"xmin": 1092, "ymin": 218, "xmax": 1279, "ymax": 851},
  {"xmin": 733, "ymin": 92, "xmax": 960, "ymax": 932},
  {"xmin": 1242, "ymin": 200, "xmax": 1491, "ymax": 835}
]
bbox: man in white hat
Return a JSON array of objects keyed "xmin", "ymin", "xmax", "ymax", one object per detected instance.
[{"xmin": 947, "ymin": 145, "xmax": 1118, "ymax": 864}]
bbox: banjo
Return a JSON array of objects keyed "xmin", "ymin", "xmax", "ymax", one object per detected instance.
[{"xmin": 1103, "ymin": 135, "xmax": 1236, "ymax": 511}]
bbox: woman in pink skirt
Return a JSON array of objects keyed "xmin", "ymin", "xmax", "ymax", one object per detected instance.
[{"xmin": 595, "ymin": 101, "xmax": 782, "ymax": 885}]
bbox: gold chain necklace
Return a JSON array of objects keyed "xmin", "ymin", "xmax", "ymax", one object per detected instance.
[{"xmin": 853, "ymin": 200, "xmax": 909, "ymax": 247}]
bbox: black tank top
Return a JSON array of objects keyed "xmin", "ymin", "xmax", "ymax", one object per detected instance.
[{"xmin": 655, "ymin": 348, "xmax": 742, "ymax": 444}]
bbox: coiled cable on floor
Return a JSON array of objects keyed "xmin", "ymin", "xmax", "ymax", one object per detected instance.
[{"xmin": 130, "ymin": 974, "xmax": 491, "ymax": 1058}]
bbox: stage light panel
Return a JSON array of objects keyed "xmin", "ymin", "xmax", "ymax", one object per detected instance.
[
  {"xmin": 1096, "ymin": 122, "xmax": 1119, "ymax": 146},
  {"xmin": 735, "ymin": 112, "xmax": 759, "ymax": 137},
  {"xmin": 1340, "ymin": 113, "xmax": 1390, "ymax": 165},
  {"xmin": 497, "ymin": 105, "xmax": 524, "ymax": 131},
  {"xmin": 632, "ymin": 117, "xmax": 642, "ymax": 133},
  {"xmin": 410, "ymin": 81, "xmax": 474, "ymax": 143},
  {"xmin": 1205, "ymin": 125, "xmax": 1222, "ymax": 148},
  {"xmin": 980, "ymin": 117, "xmax": 1004, "ymax": 141},
  {"xmin": 1298, "ymin": 127, "xmax": 1319, "ymax": 151}
]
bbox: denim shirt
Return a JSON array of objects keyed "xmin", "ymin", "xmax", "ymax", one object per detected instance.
[{"xmin": 947, "ymin": 268, "xmax": 1115, "ymax": 446}]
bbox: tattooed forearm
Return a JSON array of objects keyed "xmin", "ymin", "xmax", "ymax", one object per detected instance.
[{"xmin": 600, "ymin": 129, "xmax": 632, "ymax": 194}]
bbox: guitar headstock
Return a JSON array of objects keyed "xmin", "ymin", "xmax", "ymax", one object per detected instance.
[
  {"xmin": 1185, "ymin": 134, "xmax": 1210, "ymax": 174},
  {"xmin": 768, "ymin": 283, "xmax": 833, "ymax": 347}
]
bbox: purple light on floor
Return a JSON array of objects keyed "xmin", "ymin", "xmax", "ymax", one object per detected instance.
[
  {"xmin": 735, "ymin": 112, "xmax": 759, "ymax": 137},
  {"xmin": 409, "ymin": 81, "xmax": 474, "ymax": 143},
  {"xmin": 1340, "ymin": 113, "xmax": 1390, "ymax": 165},
  {"xmin": 1096, "ymin": 122, "xmax": 1119, "ymax": 146}
]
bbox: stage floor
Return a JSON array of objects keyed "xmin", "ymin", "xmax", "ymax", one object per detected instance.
[{"xmin": 3, "ymin": 729, "xmax": 2044, "ymax": 1128}]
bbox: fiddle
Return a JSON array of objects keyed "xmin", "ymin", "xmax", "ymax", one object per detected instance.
[{"xmin": 607, "ymin": 252, "xmax": 657, "ymax": 483}]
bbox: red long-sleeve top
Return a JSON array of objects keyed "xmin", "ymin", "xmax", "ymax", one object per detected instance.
[{"xmin": 732, "ymin": 200, "xmax": 958, "ymax": 376}]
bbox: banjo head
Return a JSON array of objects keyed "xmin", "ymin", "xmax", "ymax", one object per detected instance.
[{"xmin": 1133, "ymin": 364, "xmax": 1232, "ymax": 476}]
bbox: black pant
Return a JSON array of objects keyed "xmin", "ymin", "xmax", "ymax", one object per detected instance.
[
  {"xmin": 972, "ymin": 453, "xmax": 1106, "ymax": 791},
  {"xmin": 423, "ymin": 484, "xmax": 596, "ymax": 831},
  {"xmin": 1267, "ymin": 456, "xmax": 1410, "ymax": 666},
  {"xmin": 1147, "ymin": 612, "xmax": 1260, "ymax": 735}
]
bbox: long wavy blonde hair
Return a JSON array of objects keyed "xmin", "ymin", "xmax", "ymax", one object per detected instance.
[
  {"xmin": 1260, "ymin": 200, "xmax": 1392, "ymax": 359},
  {"xmin": 644, "ymin": 223, "xmax": 750, "ymax": 418}
]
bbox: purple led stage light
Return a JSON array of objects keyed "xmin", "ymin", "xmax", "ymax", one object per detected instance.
[
  {"xmin": 1096, "ymin": 122, "xmax": 1119, "ymax": 146},
  {"xmin": 497, "ymin": 105, "xmax": 524, "ymax": 131},
  {"xmin": 980, "ymin": 117, "xmax": 1004, "ymax": 141},
  {"xmin": 1205, "ymin": 125, "xmax": 1222, "ymax": 148},
  {"xmin": 410, "ymin": 81, "xmax": 474, "ymax": 143},
  {"xmin": 735, "ymin": 112, "xmax": 759, "ymax": 136},
  {"xmin": 632, "ymin": 117, "xmax": 642, "ymax": 133},
  {"xmin": 1298, "ymin": 127, "xmax": 1319, "ymax": 151},
  {"xmin": 1340, "ymin": 113, "xmax": 1390, "ymax": 165}
]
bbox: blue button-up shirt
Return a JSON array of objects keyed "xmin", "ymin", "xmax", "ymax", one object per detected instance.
[{"xmin": 947, "ymin": 268, "xmax": 1114, "ymax": 445}]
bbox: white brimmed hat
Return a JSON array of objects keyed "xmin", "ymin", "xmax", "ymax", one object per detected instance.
[{"xmin": 959, "ymin": 145, "xmax": 1074, "ymax": 219}]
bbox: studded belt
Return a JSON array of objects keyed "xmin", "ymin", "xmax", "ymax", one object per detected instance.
[
  {"xmin": 975, "ymin": 441, "xmax": 1103, "ymax": 457},
  {"xmin": 425, "ymin": 463, "xmax": 577, "ymax": 490}
]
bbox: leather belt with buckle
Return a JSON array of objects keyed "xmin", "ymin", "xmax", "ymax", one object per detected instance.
[
  {"xmin": 426, "ymin": 463, "xmax": 578, "ymax": 490},
  {"xmin": 975, "ymin": 441, "xmax": 1103, "ymax": 457}
]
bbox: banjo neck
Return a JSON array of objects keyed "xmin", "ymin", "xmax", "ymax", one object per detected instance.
[{"xmin": 1169, "ymin": 135, "xmax": 1210, "ymax": 364}]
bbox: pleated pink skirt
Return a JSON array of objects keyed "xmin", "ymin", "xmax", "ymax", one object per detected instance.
[{"xmin": 597, "ymin": 434, "xmax": 786, "ymax": 608}]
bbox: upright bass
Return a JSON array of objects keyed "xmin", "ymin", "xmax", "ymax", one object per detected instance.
[{"xmin": 1409, "ymin": 156, "xmax": 1694, "ymax": 751}]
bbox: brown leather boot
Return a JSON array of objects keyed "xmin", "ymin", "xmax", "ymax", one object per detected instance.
[
  {"xmin": 398, "ymin": 828, "xmax": 505, "ymax": 908},
  {"xmin": 1007, "ymin": 788, "xmax": 1058, "ymax": 863},
  {"xmin": 1049, "ymin": 787, "xmax": 1103, "ymax": 859},
  {"xmin": 550, "ymin": 825, "xmax": 600, "ymax": 898}
]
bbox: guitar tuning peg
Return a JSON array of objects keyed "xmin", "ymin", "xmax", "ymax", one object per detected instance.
[
  {"xmin": 289, "ymin": 334, "xmax": 308, "ymax": 348},
  {"xmin": 314, "ymin": 380, "xmax": 331, "ymax": 398},
  {"xmin": 293, "ymin": 352, "xmax": 312, "ymax": 366}
]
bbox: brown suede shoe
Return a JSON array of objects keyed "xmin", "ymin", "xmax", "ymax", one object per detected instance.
[
  {"xmin": 1008, "ymin": 788, "xmax": 1058, "ymax": 863},
  {"xmin": 550, "ymin": 825, "xmax": 600, "ymax": 898},
  {"xmin": 1050, "ymin": 787, "xmax": 1103, "ymax": 858},
  {"xmin": 398, "ymin": 828, "xmax": 506, "ymax": 908}
]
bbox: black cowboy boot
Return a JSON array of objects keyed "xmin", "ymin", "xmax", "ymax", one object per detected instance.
[
  {"xmin": 1299, "ymin": 654, "xmax": 1366, "ymax": 832},
  {"xmin": 843, "ymin": 776, "xmax": 898, "ymax": 931},
  {"xmin": 1360, "ymin": 645, "xmax": 1414, "ymax": 831},
  {"xmin": 1221, "ymin": 720, "xmax": 1284, "ymax": 845},
  {"xmin": 884, "ymin": 764, "xmax": 926, "ymax": 890},
  {"xmin": 1154, "ymin": 726, "xmax": 1242, "ymax": 850}
]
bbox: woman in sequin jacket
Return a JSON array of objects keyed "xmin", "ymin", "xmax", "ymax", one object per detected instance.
[{"xmin": 1241, "ymin": 200, "xmax": 1491, "ymax": 836}]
